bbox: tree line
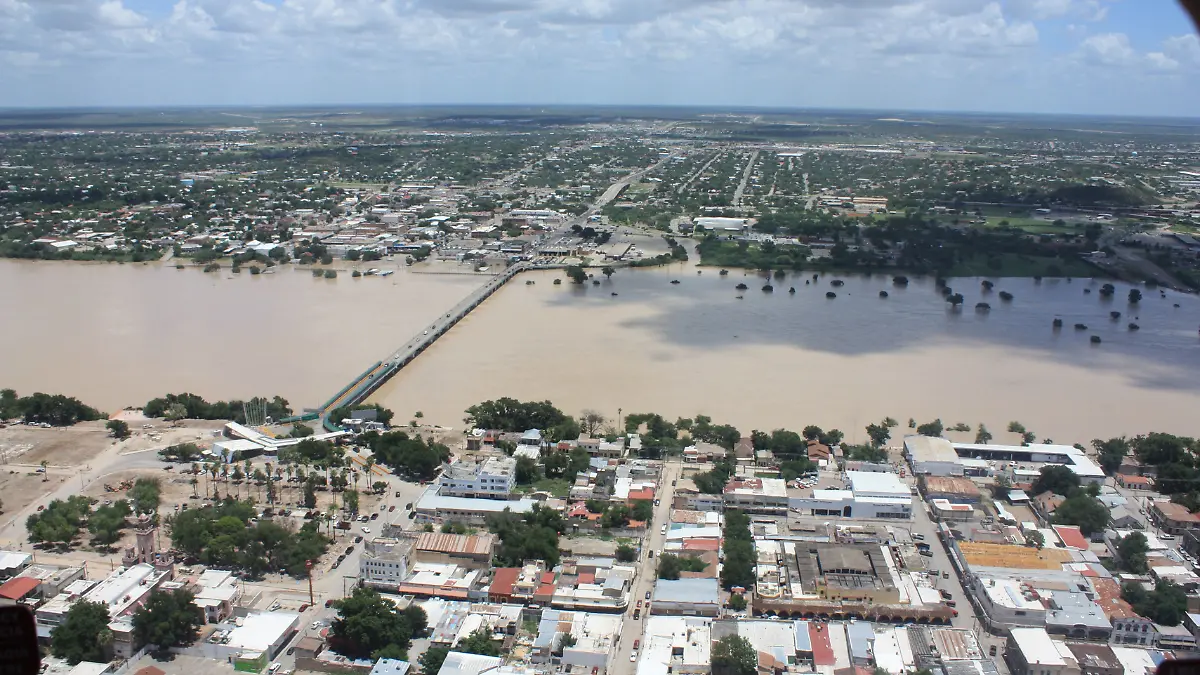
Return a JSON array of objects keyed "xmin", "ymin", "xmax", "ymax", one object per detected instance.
[
  {"xmin": 465, "ymin": 397, "xmax": 582, "ymax": 442},
  {"xmin": 143, "ymin": 392, "xmax": 292, "ymax": 424},
  {"xmin": 1, "ymin": 388, "xmax": 102, "ymax": 426}
]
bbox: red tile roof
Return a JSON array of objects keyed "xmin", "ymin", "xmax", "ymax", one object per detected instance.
[
  {"xmin": 810, "ymin": 623, "xmax": 835, "ymax": 665},
  {"xmin": 627, "ymin": 488, "xmax": 655, "ymax": 502},
  {"xmin": 681, "ymin": 538, "xmax": 721, "ymax": 551},
  {"xmin": 489, "ymin": 568, "xmax": 520, "ymax": 598},
  {"xmin": 578, "ymin": 572, "xmax": 595, "ymax": 585},
  {"xmin": 540, "ymin": 572, "xmax": 556, "ymax": 584},
  {"xmin": 1053, "ymin": 525, "xmax": 1090, "ymax": 550},
  {"xmin": 535, "ymin": 583, "xmax": 556, "ymax": 598},
  {"xmin": 0, "ymin": 577, "xmax": 39, "ymax": 600}
]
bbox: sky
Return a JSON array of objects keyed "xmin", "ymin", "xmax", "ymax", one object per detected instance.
[{"xmin": 0, "ymin": 0, "xmax": 1198, "ymax": 116}]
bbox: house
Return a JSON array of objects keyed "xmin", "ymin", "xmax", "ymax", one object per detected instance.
[
  {"xmin": 650, "ymin": 578, "xmax": 721, "ymax": 616},
  {"xmin": 1109, "ymin": 506, "xmax": 1142, "ymax": 530},
  {"xmin": 1116, "ymin": 475, "xmax": 1154, "ymax": 490},
  {"xmin": 437, "ymin": 458, "xmax": 517, "ymax": 499},
  {"xmin": 1151, "ymin": 501, "xmax": 1200, "ymax": 535}
]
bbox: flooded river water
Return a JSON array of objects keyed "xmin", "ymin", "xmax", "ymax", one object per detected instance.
[
  {"xmin": 0, "ymin": 260, "xmax": 483, "ymax": 412},
  {"xmin": 3, "ymin": 259, "xmax": 1199, "ymax": 445},
  {"xmin": 370, "ymin": 263, "xmax": 1200, "ymax": 445}
]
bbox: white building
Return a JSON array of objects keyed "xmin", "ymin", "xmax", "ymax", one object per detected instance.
[
  {"xmin": 790, "ymin": 471, "xmax": 913, "ymax": 519},
  {"xmin": 533, "ymin": 610, "xmax": 622, "ymax": 671},
  {"xmin": 438, "ymin": 458, "xmax": 517, "ymax": 499},
  {"xmin": 360, "ymin": 538, "xmax": 412, "ymax": 590},
  {"xmin": 972, "ymin": 577, "xmax": 1047, "ymax": 627},
  {"xmin": 411, "ymin": 486, "xmax": 538, "ymax": 526},
  {"xmin": 635, "ymin": 616, "xmax": 711, "ymax": 675},
  {"xmin": 904, "ymin": 436, "xmax": 1104, "ymax": 485}
]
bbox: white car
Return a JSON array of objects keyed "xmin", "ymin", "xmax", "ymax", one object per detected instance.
[
  {"xmin": 630, "ymin": 651, "xmax": 638, "ymax": 662},
  {"xmin": 361, "ymin": 526, "xmax": 371, "ymax": 534}
]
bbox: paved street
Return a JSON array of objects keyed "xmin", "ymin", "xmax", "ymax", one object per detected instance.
[{"xmin": 611, "ymin": 460, "xmax": 682, "ymax": 675}]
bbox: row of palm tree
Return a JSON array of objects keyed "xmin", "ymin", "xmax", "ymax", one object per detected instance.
[{"xmin": 186, "ymin": 455, "xmax": 380, "ymax": 508}]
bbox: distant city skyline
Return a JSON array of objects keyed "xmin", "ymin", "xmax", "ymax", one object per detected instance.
[{"xmin": 1, "ymin": 0, "xmax": 1198, "ymax": 117}]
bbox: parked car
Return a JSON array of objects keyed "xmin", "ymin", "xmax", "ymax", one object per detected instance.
[
  {"xmin": 989, "ymin": 645, "xmax": 998, "ymax": 656},
  {"xmin": 633, "ymin": 640, "xmax": 640, "ymax": 650},
  {"xmin": 919, "ymin": 550, "xmax": 933, "ymax": 557},
  {"xmin": 345, "ymin": 546, "xmax": 355, "ymax": 555},
  {"xmin": 299, "ymin": 604, "xmax": 308, "ymax": 612},
  {"xmin": 406, "ymin": 502, "xmax": 413, "ymax": 509},
  {"xmin": 396, "ymin": 491, "xmax": 403, "ymax": 498},
  {"xmin": 945, "ymin": 600, "xmax": 956, "ymax": 607},
  {"xmin": 361, "ymin": 526, "xmax": 371, "ymax": 533},
  {"xmin": 913, "ymin": 534, "xmax": 925, "ymax": 541},
  {"xmin": 354, "ymin": 536, "xmax": 363, "ymax": 543},
  {"xmin": 636, "ymin": 600, "xmax": 642, "ymax": 609},
  {"xmin": 388, "ymin": 505, "xmax": 396, "ymax": 512},
  {"xmin": 633, "ymin": 609, "xmax": 640, "ymax": 619},
  {"xmin": 629, "ymin": 651, "xmax": 638, "ymax": 662},
  {"xmin": 939, "ymin": 589, "xmax": 952, "ymax": 600},
  {"xmin": 645, "ymin": 591, "xmax": 651, "ymax": 600}
]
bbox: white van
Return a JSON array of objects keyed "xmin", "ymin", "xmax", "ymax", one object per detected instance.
[{"xmin": 660, "ymin": 525, "xmax": 667, "ymax": 535}]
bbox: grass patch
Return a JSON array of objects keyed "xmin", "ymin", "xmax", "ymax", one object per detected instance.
[
  {"xmin": 520, "ymin": 478, "xmax": 569, "ymax": 498},
  {"xmin": 948, "ymin": 252, "xmax": 1095, "ymax": 277}
]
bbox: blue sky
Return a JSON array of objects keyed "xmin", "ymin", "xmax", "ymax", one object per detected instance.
[{"xmin": 0, "ymin": 0, "xmax": 1198, "ymax": 116}]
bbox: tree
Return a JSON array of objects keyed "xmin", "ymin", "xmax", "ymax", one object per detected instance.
[
  {"xmin": 580, "ymin": 409, "xmax": 606, "ymax": 436},
  {"xmin": 615, "ymin": 544, "xmax": 637, "ymax": 562},
  {"xmin": 133, "ymin": 589, "xmax": 203, "ymax": 650},
  {"xmin": 1053, "ymin": 493, "xmax": 1110, "ymax": 535},
  {"xmin": 88, "ymin": 499, "xmax": 131, "ymax": 548},
  {"xmin": 1008, "ymin": 421, "xmax": 1027, "ymax": 434},
  {"xmin": 343, "ymin": 490, "xmax": 360, "ymax": 515},
  {"xmin": 456, "ymin": 627, "xmax": 501, "ymax": 656},
  {"xmin": 658, "ymin": 553, "xmax": 683, "ymax": 580},
  {"xmin": 303, "ymin": 479, "xmax": 318, "ymax": 509},
  {"xmin": 975, "ymin": 424, "xmax": 993, "ymax": 444},
  {"xmin": 130, "ymin": 478, "xmax": 161, "ymax": 515},
  {"xmin": 865, "ymin": 422, "xmax": 890, "ymax": 448},
  {"xmin": 1129, "ymin": 288, "xmax": 1142, "ymax": 304},
  {"xmin": 1118, "ymin": 531, "xmax": 1149, "ymax": 574},
  {"xmin": 164, "ymin": 403, "xmax": 188, "ymax": 425},
  {"xmin": 631, "ymin": 499, "xmax": 654, "ymax": 523},
  {"xmin": 51, "ymin": 600, "xmax": 112, "ymax": 664},
  {"xmin": 420, "ymin": 646, "xmax": 451, "ymax": 674},
  {"xmin": 1033, "ymin": 465, "xmax": 1080, "ymax": 496},
  {"xmin": 330, "ymin": 587, "xmax": 425, "ymax": 659},
  {"xmin": 711, "ymin": 635, "xmax": 757, "ymax": 675},
  {"xmin": 565, "ymin": 265, "xmax": 587, "ymax": 284},
  {"xmin": 107, "ymin": 419, "xmax": 130, "ymax": 440},
  {"xmin": 802, "ymin": 425, "xmax": 823, "ymax": 441},
  {"xmin": 1025, "ymin": 530, "xmax": 1045, "ymax": 549},
  {"xmin": 1094, "ymin": 436, "xmax": 1131, "ymax": 475},
  {"xmin": 1123, "ymin": 580, "xmax": 1188, "ymax": 626},
  {"xmin": 729, "ymin": 593, "xmax": 747, "ymax": 611},
  {"xmin": 515, "ymin": 456, "xmax": 540, "ymax": 485},
  {"xmin": 601, "ymin": 266, "xmax": 615, "ymax": 279},
  {"xmin": 916, "ymin": 419, "xmax": 944, "ymax": 437}
]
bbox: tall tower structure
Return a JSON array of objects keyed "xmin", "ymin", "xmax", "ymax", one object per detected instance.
[{"xmin": 134, "ymin": 513, "xmax": 157, "ymax": 564}]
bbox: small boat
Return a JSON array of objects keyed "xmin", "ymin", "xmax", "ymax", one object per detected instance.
[
  {"xmin": 1091, "ymin": 335, "xmax": 1102, "ymax": 344},
  {"xmin": 379, "ymin": 270, "xmax": 394, "ymax": 277},
  {"xmin": 1128, "ymin": 323, "xmax": 1140, "ymax": 331},
  {"xmin": 1074, "ymin": 323, "xmax": 1087, "ymax": 330},
  {"xmin": 670, "ymin": 280, "xmax": 680, "ymax": 285},
  {"xmin": 826, "ymin": 292, "xmax": 837, "ymax": 299},
  {"xmin": 366, "ymin": 268, "xmax": 380, "ymax": 276},
  {"xmin": 735, "ymin": 295, "xmax": 743, "ymax": 300},
  {"xmin": 611, "ymin": 292, "xmax": 618, "ymax": 296},
  {"xmin": 1053, "ymin": 318, "xmax": 1063, "ymax": 328},
  {"xmin": 880, "ymin": 291, "xmax": 889, "ymax": 298}
]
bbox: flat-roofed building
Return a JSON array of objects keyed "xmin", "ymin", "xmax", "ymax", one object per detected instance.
[
  {"xmin": 438, "ymin": 458, "xmax": 517, "ymax": 499},
  {"xmin": 651, "ymin": 578, "xmax": 720, "ymax": 616},
  {"xmin": 414, "ymin": 532, "xmax": 496, "ymax": 567},
  {"xmin": 1005, "ymin": 628, "xmax": 1081, "ymax": 675},
  {"xmin": 723, "ymin": 478, "xmax": 788, "ymax": 514},
  {"xmin": 636, "ymin": 616, "xmax": 711, "ymax": 675},
  {"xmin": 904, "ymin": 436, "xmax": 962, "ymax": 476},
  {"xmin": 532, "ymin": 609, "xmax": 621, "ymax": 670},
  {"xmin": 922, "ymin": 477, "xmax": 983, "ymax": 504},
  {"xmin": 410, "ymin": 486, "xmax": 538, "ymax": 526}
]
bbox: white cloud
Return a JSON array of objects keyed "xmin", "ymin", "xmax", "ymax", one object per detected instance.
[
  {"xmin": 0, "ymin": 0, "xmax": 1193, "ymax": 115},
  {"xmin": 1078, "ymin": 32, "xmax": 1135, "ymax": 66}
]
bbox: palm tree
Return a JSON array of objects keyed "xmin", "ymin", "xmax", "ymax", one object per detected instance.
[
  {"xmin": 351, "ymin": 468, "xmax": 360, "ymax": 495},
  {"xmin": 208, "ymin": 462, "xmax": 219, "ymax": 498},
  {"xmin": 265, "ymin": 463, "xmax": 274, "ymax": 504},
  {"xmin": 190, "ymin": 476, "xmax": 199, "ymax": 497}
]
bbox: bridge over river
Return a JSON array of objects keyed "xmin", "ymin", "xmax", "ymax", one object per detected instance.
[{"xmin": 317, "ymin": 262, "xmax": 531, "ymax": 430}]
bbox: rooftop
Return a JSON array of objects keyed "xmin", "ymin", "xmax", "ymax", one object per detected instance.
[
  {"xmin": 923, "ymin": 477, "xmax": 982, "ymax": 498},
  {"xmin": 958, "ymin": 542, "xmax": 1073, "ymax": 570},
  {"xmin": 437, "ymin": 652, "xmax": 503, "ymax": 675},
  {"xmin": 222, "ymin": 610, "xmax": 299, "ymax": 651},
  {"xmin": 0, "ymin": 576, "xmax": 40, "ymax": 600},
  {"xmin": 847, "ymin": 471, "xmax": 910, "ymax": 496},
  {"xmin": 653, "ymin": 578, "xmax": 720, "ymax": 604},
  {"xmin": 1010, "ymin": 627, "xmax": 1065, "ymax": 666},
  {"xmin": 904, "ymin": 435, "xmax": 959, "ymax": 463},
  {"xmin": 416, "ymin": 532, "xmax": 497, "ymax": 557}
]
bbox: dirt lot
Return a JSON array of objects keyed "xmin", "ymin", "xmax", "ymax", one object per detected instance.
[{"xmin": 0, "ymin": 420, "xmax": 115, "ymax": 467}]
